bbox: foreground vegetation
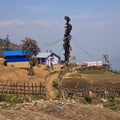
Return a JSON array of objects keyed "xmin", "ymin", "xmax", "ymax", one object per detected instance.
[{"xmin": 0, "ymin": 94, "xmax": 40, "ymax": 109}]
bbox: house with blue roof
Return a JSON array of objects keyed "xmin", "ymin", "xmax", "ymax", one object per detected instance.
[
  {"xmin": 4, "ymin": 50, "xmax": 30, "ymax": 67},
  {"xmin": 37, "ymin": 52, "xmax": 60, "ymax": 66},
  {"xmin": 4, "ymin": 50, "xmax": 60, "ymax": 66},
  {"xmin": 4, "ymin": 50, "xmax": 29, "ymax": 62}
]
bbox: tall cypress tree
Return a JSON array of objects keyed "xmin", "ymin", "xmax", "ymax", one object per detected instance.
[{"xmin": 63, "ymin": 16, "xmax": 72, "ymax": 63}]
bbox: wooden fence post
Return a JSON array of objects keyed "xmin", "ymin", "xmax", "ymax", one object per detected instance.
[
  {"xmin": 24, "ymin": 82, "xmax": 26, "ymax": 96},
  {"xmin": 32, "ymin": 83, "xmax": 34, "ymax": 95},
  {"xmin": 39, "ymin": 83, "xmax": 42, "ymax": 96},
  {"xmin": 27, "ymin": 82, "xmax": 30, "ymax": 95},
  {"xmin": 13, "ymin": 83, "xmax": 14, "ymax": 94},
  {"xmin": 34, "ymin": 83, "xmax": 36, "ymax": 95},
  {"xmin": 15, "ymin": 83, "xmax": 17, "ymax": 94},
  {"xmin": 2, "ymin": 84, "xmax": 5, "ymax": 94}
]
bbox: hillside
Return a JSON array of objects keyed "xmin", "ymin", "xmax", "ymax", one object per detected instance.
[
  {"xmin": 0, "ymin": 59, "xmax": 120, "ymax": 120},
  {"xmin": 62, "ymin": 70, "xmax": 120, "ymax": 88},
  {"xmin": 1, "ymin": 58, "xmax": 120, "ymax": 85},
  {"xmin": 0, "ymin": 58, "xmax": 120, "ymax": 98},
  {"xmin": 0, "ymin": 100, "xmax": 120, "ymax": 120}
]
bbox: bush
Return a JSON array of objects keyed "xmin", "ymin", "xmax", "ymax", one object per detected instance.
[
  {"xmin": 110, "ymin": 95, "xmax": 115, "ymax": 101},
  {"xmin": 31, "ymin": 95, "xmax": 40, "ymax": 100},
  {"xmin": 1, "ymin": 103, "xmax": 13, "ymax": 109},
  {"xmin": 85, "ymin": 96, "xmax": 92, "ymax": 103},
  {"xmin": 0, "ymin": 94, "xmax": 6, "ymax": 102},
  {"xmin": 31, "ymin": 56, "xmax": 38, "ymax": 66},
  {"xmin": 0, "ymin": 94, "xmax": 41, "ymax": 109}
]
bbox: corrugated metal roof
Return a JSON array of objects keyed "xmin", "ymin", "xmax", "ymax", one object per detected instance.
[
  {"xmin": 37, "ymin": 52, "xmax": 51, "ymax": 58},
  {"xmin": 4, "ymin": 50, "xmax": 26, "ymax": 56},
  {"xmin": 4, "ymin": 50, "xmax": 37, "ymax": 57}
]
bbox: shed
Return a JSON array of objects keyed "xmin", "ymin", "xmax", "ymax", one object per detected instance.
[
  {"xmin": 37, "ymin": 52, "xmax": 60, "ymax": 65},
  {"xmin": 4, "ymin": 50, "xmax": 30, "ymax": 67},
  {"xmin": 4, "ymin": 50, "xmax": 29, "ymax": 62}
]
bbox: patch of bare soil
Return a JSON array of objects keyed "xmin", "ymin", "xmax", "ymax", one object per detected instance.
[
  {"xmin": 62, "ymin": 71, "xmax": 120, "ymax": 88},
  {"xmin": 0, "ymin": 100, "xmax": 120, "ymax": 120},
  {"xmin": 0, "ymin": 63, "xmax": 48, "ymax": 84},
  {"xmin": 0, "ymin": 59, "xmax": 62, "ymax": 99}
]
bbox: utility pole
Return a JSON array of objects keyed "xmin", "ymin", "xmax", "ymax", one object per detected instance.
[{"xmin": 63, "ymin": 16, "xmax": 72, "ymax": 63}]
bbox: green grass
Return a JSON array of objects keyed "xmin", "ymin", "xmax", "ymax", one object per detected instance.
[
  {"xmin": 110, "ymin": 99, "xmax": 120, "ymax": 111},
  {"xmin": 1, "ymin": 103, "xmax": 13, "ymax": 109},
  {"xmin": 65, "ymin": 70, "xmax": 120, "ymax": 87},
  {"xmin": 79, "ymin": 70, "xmax": 105, "ymax": 74},
  {"xmin": 81, "ymin": 71, "xmax": 120, "ymax": 82},
  {"xmin": 0, "ymin": 94, "xmax": 41, "ymax": 109},
  {"xmin": 68, "ymin": 73, "xmax": 81, "ymax": 78},
  {"xmin": 110, "ymin": 105, "xmax": 120, "ymax": 111},
  {"xmin": 30, "ymin": 95, "xmax": 40, "ymax": 101}
]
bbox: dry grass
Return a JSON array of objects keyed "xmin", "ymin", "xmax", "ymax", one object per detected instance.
[
  {"xmin": 65, "ymin": 71, "xmax": 120, "ymax": 87},
  {"xmin": 0, "ymin": 59, "xmax": 120, "ymax": 119},
  {"xmin": 7, "ymin": 62, "xmax": 30, "ymax": 68},
  {"xmin": 0, "ymin": 100, "xmax": 120, "ymax": 120}
]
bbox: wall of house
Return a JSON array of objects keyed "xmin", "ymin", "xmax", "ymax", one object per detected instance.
[
  {"xmin": 84, "ymin": 61, "xmax": 103, "ymax": 67},
  {"xmin": 7, "ymin": 56, "xmax": 29, "ymax": 62},
  {"xmin": 46, "ymin": 55, "xmax": 59, "ymax": 65},
  {"xmin": 5, "ymin": 56, "xmax": 29, "ymax": 67},
  {"xmin": 38, "ymin": 58, "xmax": 46, "ymax": 64},
  {"xmin": 38, "ymin": 55, "xmax": 60, "ymax": 65}
]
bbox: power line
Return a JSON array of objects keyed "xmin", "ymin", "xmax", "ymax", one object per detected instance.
[
  {"xmin": 72, "ymin": 37, "xmax": 95, "ymax": 58},
  {"xmin": 58, "ymin": 48, "xmax": 64, "ymax": 56},
  {"xmin": 39, "ymin": 36, "xmax": 95, "ymax": 59},
  {"xmin": 40, "ymin": 36, "xmax": 70, "ymax": 49},
  {"xmin": 40, "ymin": 39, "xmax": 61, "ymax": 48}
]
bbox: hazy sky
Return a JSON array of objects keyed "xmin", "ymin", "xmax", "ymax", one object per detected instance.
[{"xmin": 0, "ymin": 0, "xmax": 120, "ymax": 70}]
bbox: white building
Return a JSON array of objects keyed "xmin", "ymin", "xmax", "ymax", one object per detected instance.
[{"xmin": 84, "ymin": 61, "xmax": 103, "ymax": 67}]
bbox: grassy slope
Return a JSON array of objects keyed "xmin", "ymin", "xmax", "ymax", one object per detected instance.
[{"xmin": 64, "ymin": 70, "xmax": 120, "ymax": 87}]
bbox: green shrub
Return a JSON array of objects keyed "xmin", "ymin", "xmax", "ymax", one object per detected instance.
[
  {"xmin": 31, "ymin": 95, "xmax": 40, "ymax": 100},
  {"xmin": 110, "ymin": 95, "xmax": 115, "ymax": 101},
  {"xmin": 10, "ymin": 95, "xmax": 25, "ymax": 103},
  {"xmin": 85, "ymin": 96, "xmax": 92, "ymax": 103},
  {"xmin": 31, "ymin": 56, "xmax": 38, "ymax": 66},
  {"xmin": 1, "ymin": 103, "xmax": 13, "ymax": 109},
  {"xmin": 0, "ymin": 94, "xmax": 6, "ymax": 102},
  {"xmin": 0, "ymin": 94, "xmax": 41, "ymax": 109}
]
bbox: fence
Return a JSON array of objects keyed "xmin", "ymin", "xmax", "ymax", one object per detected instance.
[
  {"xmin": 0, "ymin": 82, "xmax": 119, "ymax": 100},
  {"xmin": 0, "ymin": 82, "xmax": 46, "ymax": 98},
  {"xmin": 63, "ymin": 87, "xmax": 120, "ymax": 99}
]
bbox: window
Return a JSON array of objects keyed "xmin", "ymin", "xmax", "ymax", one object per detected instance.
[{"xmin": 42, "ymin": 58, "xmax": 46, "ymax": 62}]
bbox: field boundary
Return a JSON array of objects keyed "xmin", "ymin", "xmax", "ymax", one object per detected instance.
[
  {"xmin": 0, "ymin": 82, "xmax": 46, "ymax": 98},
  {"xmin": 62, "ymin": 87, "xmax": 120, "ymax": 99}
]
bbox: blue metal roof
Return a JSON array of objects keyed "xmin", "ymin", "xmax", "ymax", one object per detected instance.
[{"xmin": 4, "ymin": 50, "xmax": 26, "ymax": 57}]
